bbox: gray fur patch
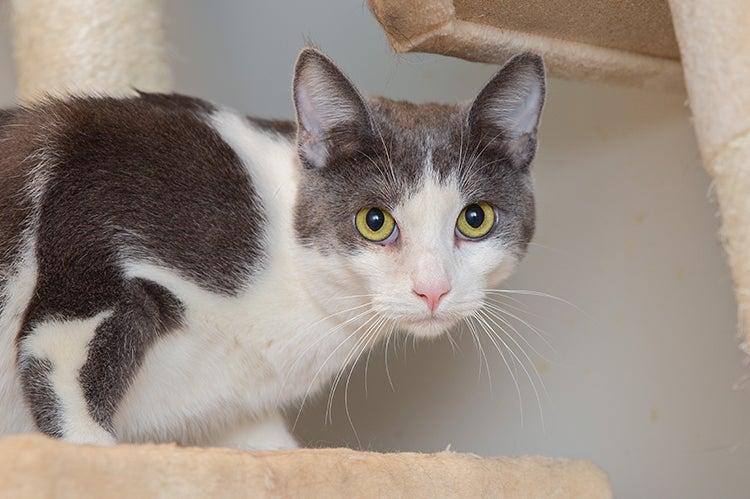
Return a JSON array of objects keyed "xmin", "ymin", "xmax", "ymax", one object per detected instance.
[{"xmin": 18, "ymin": 357, "xmax": 63, "ymax": 437}]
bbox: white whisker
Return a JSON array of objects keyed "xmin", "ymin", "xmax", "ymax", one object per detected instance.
[
  {"xmin": 302, "ymin": 300, "xmax": 375, "ymax": 330},
  {"xmin": 485, "ymin": 289, "xmax": 590, "ymax": 318},
  {"xmin": 482, "ymin": 300, "xmax": 557, "ymax": 356},
  {"xmin": 483, "ymin": 294, "xmax": 547, "ymax": 321},
  {"xmin": 325, "ymin": 313, "xmax": 384, "ymax": 424},
  {"xmin": 342, "ymin": 317, "xmax": 389, "ymax": 446},
  {"xmin": 292, "ymin": 311, "xmax": 379, "ymax": 431},
  {"xmin": 279, "ymin": 305, "xmax": 376, "ymax": 400},
  {"xmin": 471, "ymin": 314, "xmax": 523, "ymax": 423},
  {"xmin": 383, "ymin": 322, "xmax": 397, "ymax": 391},
  {"xmin": 445, "ymin": 328, "xmax": 459, "ymax": 355},
  {"xmin": 328, "ymin": 293, "xmax": 380, "ymax": 301},
  {"xmin": 465, "ymin": 318, "xmax": 492, "ymax": 387},
  {"xmin": 481, "ymin": 308, "xmax": 552, "ymax": 403},
  {"xmin": 372, "ymin": 121, "xmax": 398, "ymax": 185},
  {"xmin": 327, "ymin": 314, "xmax": 386, "ymax": 425},
  {"xmin": 477, "ymin": 309, "xmax": 545, "ymax": 430}
]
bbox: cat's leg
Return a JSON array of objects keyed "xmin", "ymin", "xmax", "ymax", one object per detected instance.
[
  {"xmin": 212, "ymin": 412, "xmax": 299, "ymax": 451},
  {"xmin": 18, "ymin": 312, "xmax": 117, "ymax": 445},
  {"xmin": 17, "ymin": 278, "xmax": 182, "ymax": 445}
]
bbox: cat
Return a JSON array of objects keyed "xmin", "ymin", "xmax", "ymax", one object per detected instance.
[{"xmin": 0, "ymin": 48, "xmax": 545, "ymax": 449}]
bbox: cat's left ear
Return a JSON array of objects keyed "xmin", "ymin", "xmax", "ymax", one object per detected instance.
[
  {"xmin": 293, "ymin": 48, "xmax": 373, "ymax": 169},
  {"xmin": 467, "ymin": 53, "xmax": 546, "ymax": 168}
]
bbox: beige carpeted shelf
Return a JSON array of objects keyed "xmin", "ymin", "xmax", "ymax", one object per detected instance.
[
  {"xmin": 369, "ymin": 0, "xmax": 683, "ymax": 91},
  {"xmin": 0, "ymin": 435, "xmax": 612, "ymax": 498}
]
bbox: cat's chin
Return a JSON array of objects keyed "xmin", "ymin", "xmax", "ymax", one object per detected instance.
[{"xmin": 400, "ymin": 316, "xmax": 459, "ymax": 338}]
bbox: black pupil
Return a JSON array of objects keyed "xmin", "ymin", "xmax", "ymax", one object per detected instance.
[
  {"xmin": 366, "ymin": 208, "xmax": 385, "ymax": 231},
  {"xmin": 465, "ymin": 204, "xmax": 485, "ymax": 228}
]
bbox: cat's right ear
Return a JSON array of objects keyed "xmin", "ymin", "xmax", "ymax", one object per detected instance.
[{"xmin": 293, "ymin": 48, "xmax": 373, "ymax": 169}]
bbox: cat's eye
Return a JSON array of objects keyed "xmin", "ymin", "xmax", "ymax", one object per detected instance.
[
  {"xmin": 355, "ymin": 207, "xmax": 398, "ymax": 243},
  {"xmin": 456, "ymin": 202, "xmax": 495, "ymax": 240}
]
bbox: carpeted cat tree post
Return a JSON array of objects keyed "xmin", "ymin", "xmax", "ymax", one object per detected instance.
[
  {"xmin": 370, "ymin": 0, "xmax": 750, "ymax": 352},
  {"xmin": 11, "ymin": 0, "xmax": 172, "ymax": 101},
  {"xmin": 2, "ymin": 1, "xmax": 612, "ymax": 497},
  {"xmin": 667, "ymin": 0, "xmax": 750, "ymax": 351}
]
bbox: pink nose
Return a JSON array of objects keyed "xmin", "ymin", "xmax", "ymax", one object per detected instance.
[{"xmin": 413, "ymin": 281, "xmax": 451, "ymax": 312}]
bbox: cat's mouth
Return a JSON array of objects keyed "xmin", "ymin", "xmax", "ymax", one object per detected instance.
[{"xmin": 400, "ymin": 314, "xmax": 458, "ymax": 336}]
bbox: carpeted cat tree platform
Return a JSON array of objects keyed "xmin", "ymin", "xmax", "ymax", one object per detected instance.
[
  {"xmin": 0, "ymin": 435, "xmax": 610, "ymax": 497},
  {"xmin": 7, "ymin": 0, "xmax": 746, "ymax": 497}
]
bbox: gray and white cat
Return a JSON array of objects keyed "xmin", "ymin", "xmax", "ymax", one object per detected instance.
[{"xmin": 0, "ymin": 48, "xmax": 544, "ymax": 449}]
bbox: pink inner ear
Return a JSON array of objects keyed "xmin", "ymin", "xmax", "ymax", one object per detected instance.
[
  {"xmin": 296, "ymin": 84, "xmax": 330, "ymax": 168},
  {"xmin": 296, "ymin": 84, "xmax": 325, "ymax": 138},
  {"xmin": 505, "ymin": 80, "xmax": 543, "ymax": 137},
  {"xmin": 294, "ymin": 68, "xmax": 357, "ymax": 168},
  {"xmin": 485, "ymin": 76, "xmax": 543, "ymax": 139},
  {"xmin": 469, "ymin": 54, "xmax": 545, "ymax": 143},
  {"xmin": 298, "ymin": 135, "xmax": 328, "ymax": 169}
]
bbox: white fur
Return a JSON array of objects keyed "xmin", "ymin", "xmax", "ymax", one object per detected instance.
[
  {"xmin": 0, "ymin": 240, "xmax": 38, "ymax": 435},
  {"xmin": 20, "ymin": 312, "xmax": 116, "ymax": 445},
  {"xmin": 212, "ymin": 412, "xmax": 297, "ymax": 450}
]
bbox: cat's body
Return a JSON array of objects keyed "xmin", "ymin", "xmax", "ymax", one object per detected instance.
[{"xmin": 0, "ymin": 50, "xmax": 545, "ymax": 448}]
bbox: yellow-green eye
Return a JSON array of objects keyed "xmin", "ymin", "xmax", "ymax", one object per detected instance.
[
  {"xmin": 355, "ymin": 207, "xmax": 398, "ymax": 243},
  {"xmin": 456, "ymin": 202, "xmax": 495, "ymax": 240}
]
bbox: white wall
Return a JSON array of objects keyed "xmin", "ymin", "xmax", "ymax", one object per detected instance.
[{"xmin": 2, "ymin": 2, "xmax": 749, "ymax": 496}]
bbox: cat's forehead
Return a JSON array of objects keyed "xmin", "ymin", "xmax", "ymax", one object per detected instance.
[
  {"xmin": 368, "ymin": 97, "xmax": 464, "ymax": 147},
  {"xmin": 368, "ymin": 98, "xmax": 462, "ymax": 128},
  {"xmin": 313, "ymin": 96, "xmax": 527, "ymax": 215},
  {"xmin": 366, "ymin": 97, "xmax": 467, "ymax": 181}
]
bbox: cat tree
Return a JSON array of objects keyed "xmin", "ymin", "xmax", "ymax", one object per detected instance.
[
  {"xmin": 2, "ymin": 0, "xmax": 612, "ymax": 497},
  {"xmin": 7, "ymin": 0, "xmax": 748, "ymax": 496}
]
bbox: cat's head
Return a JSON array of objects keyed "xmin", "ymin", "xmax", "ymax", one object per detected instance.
[{"xmin": 292, "ymin": 48, "xmax": 544, "ymax": 337}]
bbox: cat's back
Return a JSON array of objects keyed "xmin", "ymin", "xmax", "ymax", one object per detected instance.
[{"xmin": 0, "ymin": 93, "xmax": 298, "ymax": 295}]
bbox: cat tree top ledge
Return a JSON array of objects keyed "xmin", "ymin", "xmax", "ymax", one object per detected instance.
[
  {"xmin": 369, "ymin": 0, "xmax": 683, "ymax": 91},
  {"xmin": 0, "ymin": 434, "xmax": 612, "ymax": 498}
]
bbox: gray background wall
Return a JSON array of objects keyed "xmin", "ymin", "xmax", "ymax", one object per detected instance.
[{"xmin": 2, "ymin": 2, "xmax": 749, "ymax": 496}]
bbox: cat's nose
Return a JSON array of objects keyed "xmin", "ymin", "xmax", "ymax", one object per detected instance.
[{"xmin": 412, "ymin": 280, "xmax": 451, "ymax": 312}]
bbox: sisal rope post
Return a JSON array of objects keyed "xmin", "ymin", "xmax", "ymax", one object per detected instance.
[{"xmin": 10, "ymin": 0, "xmax": 172, "ymax": 103}]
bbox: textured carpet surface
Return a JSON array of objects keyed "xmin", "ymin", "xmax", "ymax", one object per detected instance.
[{"xmin": 0, "ymin": 434, "xmax": 612, "ymax": 498}]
